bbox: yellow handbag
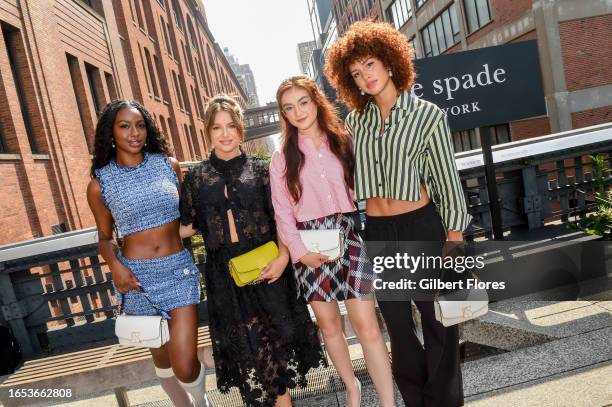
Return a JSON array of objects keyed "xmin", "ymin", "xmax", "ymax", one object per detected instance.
[{"xmin": 228, "ymin": 241, "xmax": 279, "ymax": 287}]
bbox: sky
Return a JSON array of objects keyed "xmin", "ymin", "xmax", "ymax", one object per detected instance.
[{"xmin": 204, "ymin": 0, "xmax": 314, "ymax": 105}]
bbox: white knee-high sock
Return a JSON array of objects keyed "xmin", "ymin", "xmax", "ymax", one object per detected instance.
[
  {"xmin": 155, "ymin": 366, "xmax": 193, "ymax": 407},
  {"xmin": 178, "ymin": 362, "xmax": 210, "ymax": 407}
]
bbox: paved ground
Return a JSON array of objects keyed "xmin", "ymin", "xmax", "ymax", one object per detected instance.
[{"xmin": 4, "ymin": 295, "xmax": 611, "ymax": 407}]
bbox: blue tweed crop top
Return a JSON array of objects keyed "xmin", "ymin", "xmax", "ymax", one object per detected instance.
[{"xmin": 95, "ymin": 152, "xmax": 180, "ymax": 236}]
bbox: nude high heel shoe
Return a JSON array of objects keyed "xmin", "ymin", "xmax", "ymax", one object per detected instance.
[{"xmin": 346, "ymin": 377, "xmax": 361, "ymax": 406}]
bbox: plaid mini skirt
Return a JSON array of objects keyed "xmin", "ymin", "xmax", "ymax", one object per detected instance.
[{"xmin": 294, "ymin": 212, "xmax": 375, "ymax": 302}]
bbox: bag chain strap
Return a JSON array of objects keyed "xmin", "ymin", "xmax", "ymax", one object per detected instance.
[{"xmin": 116, "ymin": 289, "xmax": 170, "ymax": 319}]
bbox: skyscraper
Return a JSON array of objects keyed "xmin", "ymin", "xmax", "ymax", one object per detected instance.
[
  {"xmin": 297, "ymin": 41, "xmax": 317, "ymax": 74},
  {"xmin": 224, "ymin": 48, "xmax": 261, "ymax": 108}
]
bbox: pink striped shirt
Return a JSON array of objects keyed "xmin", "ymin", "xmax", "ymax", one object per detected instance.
[{"xmin": 270, "ymin": 134, "xmax": 356, "ymax": 263}]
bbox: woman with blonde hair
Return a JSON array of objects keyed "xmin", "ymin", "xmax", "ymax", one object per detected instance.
[
  {"xmin": 270, "ymin": 77, "xmax": 395, "ymax": 407},
  {"xmin": 326, "ymin": 21, "xmax": 471, "ymax": 406},
  {"xmin": 180, "ymin": 94, "xmax": 325, "ymax": 407}
]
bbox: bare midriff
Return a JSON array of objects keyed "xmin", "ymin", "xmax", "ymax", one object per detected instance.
[
  {"xmin": 366, "ymin": 184, "xmax": 430, "ymax": 216},
  {"xmin": 121, "ymin": 220, "xmax": 184, "ymax": 259}
]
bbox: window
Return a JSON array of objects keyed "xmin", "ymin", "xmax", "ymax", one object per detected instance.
[
  {"xmin": 133, "ymin": 0, "xmax": 146, "ymax": 31},
  {"xmin": 452, "ymin": 129, "xmax": 480, "ymax": 153},
  {"xmin": 143, "ymin": 48, "xmax": 160, "ymax": 98},
  {"xmin": 105, "ymin": 73, "xmax": 117, "ymax": 100},
  {"xmin": 385, "ymin": 0, "xmax": 412, "ymax": 29},
  {"xmin": 490, "ymin": 123, "xmax": 510, "ymax": 145},
  {"xmin": 464, "ymin": 0, "xmax": 492, "ymax": 33},
  {"xmin": 420, "ymin": 4, "xmax": 460, "ymax": 57},
  {"xmin": 167, "ymin": 118, "xmax": 184, "ymax": 161},
  {"xmin": 85, "ymin": 63, "xmax": 102, "ymax": 113},
  {"xmin": 66, "ymin": 54, "xmax": 93, "ymax": 152},
  {"xmin": 162, "ymin": 18, "xmax": 175, "ymax": 59},
  {"xmin": 4, "ymin": 24, "xmax": 40, "ymax": 153},
  {"xmin": 452, "ymin": 124, "xmax": 510, "ymax": 153},
  {"xmin": 183, "ymin": 124, "xmax": 194, "ymax": 157},
  {"xmin": 0, "ymin": 121, "xmax": 6, "ymax": 153},
  {"xmin": 153, "ymin": 55, "xmax": 168, "ymax": 100},
  {"xmin": 206, "ymin": 45, "xmax": 215, "ymax": 69},
  {"xmin": 172, "ymin": 71, "xmax": 185, "ymax": 109},
  {"xmin": 181, "ymin": 41, "xmax": 190, "ymax": 74},
  {"xmin": 171, "ymin": 0, "xmax": 184, "ymax": 31}
]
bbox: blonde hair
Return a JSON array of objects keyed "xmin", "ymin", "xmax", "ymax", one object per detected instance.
[{"xmin": 204, "ymin": 94, "xmax": 244, "ymax": 145}]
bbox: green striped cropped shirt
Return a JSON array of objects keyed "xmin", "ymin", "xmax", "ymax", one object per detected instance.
[{"xmin": 345, "ymin": 91, "xmax": 472, "ymax": 231}]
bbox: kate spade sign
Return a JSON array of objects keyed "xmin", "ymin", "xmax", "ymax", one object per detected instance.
[{"xmin": 412, "ymin": 40, "xmax": 546, "ymax": 131}]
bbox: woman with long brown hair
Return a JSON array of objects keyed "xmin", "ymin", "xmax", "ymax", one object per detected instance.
[{"xmin": 269, "ymin": 76, "xmax": 395, "ymax": 407}]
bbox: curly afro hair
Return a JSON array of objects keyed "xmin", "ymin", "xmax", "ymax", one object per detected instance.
[{"xmin": 324, "ymin": 20, "xmax": 415, "ymax": 112}]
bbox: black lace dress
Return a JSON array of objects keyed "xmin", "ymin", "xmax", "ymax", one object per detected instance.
[{"xmin": 180, "ymin": 150, "xmax": 325, "ymax": 406}]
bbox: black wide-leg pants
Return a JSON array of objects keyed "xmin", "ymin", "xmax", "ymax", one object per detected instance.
[{"xmin": 366, "ymin": 203, "xmax": 464, "ymax": 407}]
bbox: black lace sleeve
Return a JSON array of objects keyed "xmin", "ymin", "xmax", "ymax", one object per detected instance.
[
  {"xmin": 258, "ymin": 159, "xmax": 275, "ymax": 220},
  {"xmin": 179, "ymin": 169, "xmax": 199, "ymax": 230}
]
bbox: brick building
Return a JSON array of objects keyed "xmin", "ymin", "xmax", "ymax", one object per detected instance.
[
  {"xmin": 0, "ymin": 0, "xmax": 247, "ymax": 244},
  {"xmin": 330, "ymin": 0, "xmax": 611, "ymax": 152},
  {"xmin": 333, "ymin": 0, "xmax": 384, "ymax": 33}
]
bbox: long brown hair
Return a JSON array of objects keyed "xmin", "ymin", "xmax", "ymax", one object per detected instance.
[{"xmin": 276, "ymin": 76, "xmax": 354, "ymax": 203}]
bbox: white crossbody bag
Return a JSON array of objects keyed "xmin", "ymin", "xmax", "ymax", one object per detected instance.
[
  {"xmin": 115, "ymin": 291, "xmax": 170, "ymax": 348},
  {"xmin": 299, "ymin": 229, "xmax": 344, "ymax": 261},
  {"xmin": 433, "ymin": 273, "xmax": 489, "ymax": 327}
]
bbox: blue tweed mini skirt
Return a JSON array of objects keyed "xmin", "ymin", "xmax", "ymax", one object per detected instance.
[{"xmin": 115, "ymin": 249, "xmax": 201, "ymax": 317}]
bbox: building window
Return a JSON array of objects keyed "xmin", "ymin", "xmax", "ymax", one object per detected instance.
[
  {"xmin": 143, "ymin": 48, "xmax": 160, "ymax": 98},
  {"xmin": 133, "ymin": 0, "xmax": 146, "ymax": 31},
  {"xmin": 85, "ymin": 63, "xmax": 102, "ymax": 113},
  {"xmin": 105, "ymin": 72, "xmax": 117, "ymax": 100},
  {"xmin": 4, "ymin": 24, "xmax": 40, "ymax": 153},
  {"xmin": 153, "ymin": 55, "xmax": 167, "ymax": 100},
  {"xmin": 452, "ymin": 124, "xmax": 510, "ymax": 153},
  {"xmin": 385, "ymin": 0, "xmax": 412, "ymax": 29},
  {"xmin": 171, "ymin": 71, "xmax": 184, "ymax": 109},
  {"xmin": 162, "ymin": 19, "xmax": 175, "ymax": 59},
  {"xmin": 452, "ymin": 128, "xmax": 480, "ymax": 153},
  {"xmin": 0, "ymin": 121, "xmax": 6, "ymax": 153},
  {"xmin": 490, "ymin": 123, "xmax": 510, "ymax": 145},
  {"xmin": 421, "ymin": 4, "xmax": 460, "ymax": 57},
  {"xmin": 464, "ymin": 0, "xmax": 492, "ymax": 33},
  {"xmin": 416, "ymin": 0, "xmax": 427, "ymax": 8},
  {"xmin": 66, "ymin": 54, "xmax": 94, "ymax": 152},
  {"xmin": 206, "ymin": 45, "xmax": 215, "ymax": 69},
  {"xmin": 171, "ymin": 0, "xmax": 184, "ymax": 31}
]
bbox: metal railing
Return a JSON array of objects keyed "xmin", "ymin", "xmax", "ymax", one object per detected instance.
[{"xmin": 0, "ymin": 123, "xmax": 610, "ymax": 359}]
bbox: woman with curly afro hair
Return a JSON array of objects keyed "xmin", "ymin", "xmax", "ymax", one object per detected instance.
[
  {"xmin": 87, "ymin": 100, "xmax": 209, "ymax": 406},
  {"xmin": 326, "ymin": 21, "xmax": 472, "ymax": 407}
]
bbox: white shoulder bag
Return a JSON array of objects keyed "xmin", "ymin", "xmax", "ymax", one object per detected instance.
[
  {"xmin": 299, "ymin": 229, "xmax": 344, "ymax": 261},
  {"xmin": 115, "ymin": 291, "xmax": 170, "ymax": 348},
  {"xmin": 433, "ymin": 273, "xmax": 489, "ymax": 327}
]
